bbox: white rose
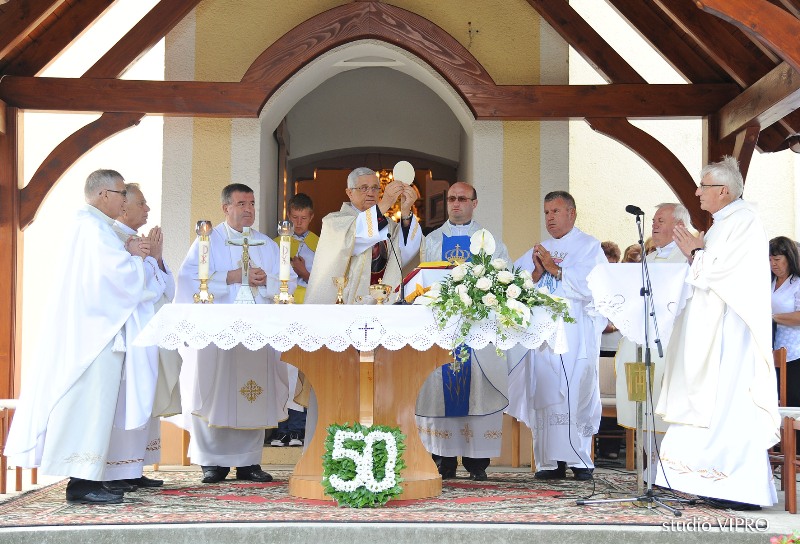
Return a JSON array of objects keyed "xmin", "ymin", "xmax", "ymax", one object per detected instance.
[
  {"xmin": 455, "ymin": 283, "xmax": 468, "ymax": 296},
  {"xmin": 506, "ymin": 284, "xmax": 521, "ymax": 299},
  {"xmin": 497, "ymin": 270, "xmax": 515, "ymax": 284},
  {"xmin": 506, "ymin": 298, "xmax": 531, "ymax": 326},
  {"xmin": 490, "ymin": 258, "xmax": 507, "ymax": 270},
  {"xmin": 475, "ymin": 276, "xmax": 492, "ymax": 291},
  {"xmin": 482, "ymin": 293, "xmax": 499, "ymax": 307},
  {"xmin": 538, "ymin": 286, "xmax": 550, "ymax": 295},
  {"xmin": 469, "ymin": 229, "xmax": 496, "ymax": 256},
  {"xmin": 472, "ymin": 264, "xmax": 485, "ymax": 277},
  {"xmin": 523, "ymin": 277, "xmax": 535, "ymax": 290},
  {"xmin": 451, "ymin": 265, "xmax": 467, "ymax": 282},
  {"xmin": 428, "ymin": 282, "xmax": 442, "ymax": 294},
  {"xmin": 459, "ymin": 292, "xmax": 473, "ymax": 306}
]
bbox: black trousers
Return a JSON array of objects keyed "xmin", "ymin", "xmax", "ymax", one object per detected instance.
[{"xmin": 433, "ymin": 454, "xmax": 490, "ymax": 473}]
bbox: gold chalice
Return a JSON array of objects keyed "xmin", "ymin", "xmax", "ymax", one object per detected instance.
[
  {"xmin": 333, "ymin": 276, "xmax": 348, "ymax": 305},
  {"xmin": 369, "ymin": 281, "xmax": 393, "ymax": 305}
]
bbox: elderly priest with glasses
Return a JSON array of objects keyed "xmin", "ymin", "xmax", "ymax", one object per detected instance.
[{"xmin": 304, "ymin": 167, "xmax": 421, "ymax": 304}]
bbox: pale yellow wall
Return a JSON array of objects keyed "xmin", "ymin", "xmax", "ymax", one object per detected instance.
[
  {"xmin": 503, "ymin": 121, "xmax": 541, "ymax": 259},
  {"xmin": 187, "ymin": 0, "xmax": 546, "ymax": 230}
]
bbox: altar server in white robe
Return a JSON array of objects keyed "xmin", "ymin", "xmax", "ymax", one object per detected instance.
[
  {"xmin": 5, "ymin": 169, "xmax": 150, "ymax": 504},
  {"xmin": 508, "ymin": 191, "xmax": 606, "ymax": 481},
  {"xmin": 105, "ymin": 183, "xmax": 180, "ymax": 490},
  {"xmin": 415, "ymin": 182, "xmax": 510, "ymax": 481},
  {"xmin": 656, "ymin": 157, "xmax": 779, "ymax": 510},
  {"xmin": 175, "ymin": 183, "xmax": 292, "ymax": 484},
  {"xmin": 304, "ymin": 167, "xmax": 421, "ymax": 305},
  {"xmin": 614, "ymin": 202, "xmax": 690, "ymax": 476}
]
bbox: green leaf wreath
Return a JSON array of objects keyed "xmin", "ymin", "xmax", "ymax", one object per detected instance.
[
  {"xmin": 322, "ymin": 422, "xmax": 406, "ymax": 508},
  {"xmin": 416, "ymin": 229, "xmax": 574, "ymax": 370}
]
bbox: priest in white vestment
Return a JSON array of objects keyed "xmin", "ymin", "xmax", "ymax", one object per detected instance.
[
  {"xmin": 655, "ymin": 157, "xmax": 780, "ymax": 510},
  {"xmin": 614, "ymin": 203, "xmax": 690, "ymax": 476},
  {"xmin": 304, "ymin": 167, "xmax": 421, "ymax": 305},
  {"xmin": 6, "ymin": 170, "xmax": 150, "ymax": 504},
  {"xmin": 175, "ymin": 183, "xmax": 292, "ymax": 484},
  {"xmin": 415, "ymin": 182, "xmax": 510, "ymax": 481},
  {"xmin": 508, "ymin": 191, "xmax": 606, "ymax": 481},
  {"xmin": 105, "ymin": 183, "xmax": 180, "ymax": 490}
]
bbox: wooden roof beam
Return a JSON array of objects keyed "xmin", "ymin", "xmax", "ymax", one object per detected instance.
[
  {"xmin": 0, "ymin": 0, "xmax": 61, "ymax": 59},
  {"xmin": 525, "ymin": 0, "xmax": 643, "ymax": 84},
  {"xmin": 0, "ymin": 76, "xmax": 739, "ymax": 119},
  {"xmin": 2, "ymin": 0, "xmax": 114, "ymax": 76},
  {"xmin": 718, "ymin": 62, "xmax": 800, "ymax": 140},
  {"xmin": 606, "ymin": 0, "xmax": 728, "ymax": 83}
]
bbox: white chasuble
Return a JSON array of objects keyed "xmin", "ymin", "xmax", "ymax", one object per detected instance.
[
  {"xmin": 655, "ymin": 200, "xmax": 779, "ymax": 506},
  {"xmin": 175, "ymin": 222, "xmax": 291, "ymax": 467},
  {"xmin": 6, "ymin": 205, "xmax": 146, "ymax": 480},
  {"xmin": 304, "ymin": 203, "xmax": 421, "ymax": 305},
  {"xmin": 508, "ymin": 227, "xmax": 606, "ymax": 470}
]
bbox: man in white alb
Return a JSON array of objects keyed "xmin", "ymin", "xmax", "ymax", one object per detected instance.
[
  {"xmin": 510, "ymin": 191, "xmax": 606, "ymax": 481},
  {"xmin": 416, "ymin": 182, "xmax": 510, "ymax": 481},
  {"xmin": 655, "ymin": 157, "xmax": 779, "ymax": 510},
  {"xmin": 175, "ymin": 183, "xmax": 292, "ymax": 484},
  {"xmin": 105, "ymin": 183, "xmax": 181, "ymax": 491},
  {"xmin": 5, "ymin": 169, "xmax": 150, "ymax": 504}
]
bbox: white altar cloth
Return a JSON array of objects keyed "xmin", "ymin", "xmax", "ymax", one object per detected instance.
[
  {"xmin": 587, "ymin": 263, "xmax": 691, "ymax": 346},
  {"xmin": 134, "ymin": 304, "xmax": 567, "ymax": 354}
]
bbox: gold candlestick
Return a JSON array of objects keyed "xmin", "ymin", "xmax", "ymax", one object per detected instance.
[
  {"xmin": 274, "ymin": 278, "xmax": 294, "ymax": 304},
  {"xmin": 194, "ymin": 220, "xmax": 214, "ymax": 304}
]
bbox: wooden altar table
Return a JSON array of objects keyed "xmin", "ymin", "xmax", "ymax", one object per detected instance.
[{"xmin": 135, "ymin": 304, "xmax": 566, "ymax": 501}]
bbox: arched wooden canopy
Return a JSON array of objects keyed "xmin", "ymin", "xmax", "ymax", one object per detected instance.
[{"xmin": 2, "ymin": 0, "xmax": 800, "ymax": 399}]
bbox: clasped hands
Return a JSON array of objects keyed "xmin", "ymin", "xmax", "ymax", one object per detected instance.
[
  {"xmin": 530, "ymin": 243, "xmax": 559, "ymax": 282},
  {"xmin": 673, "ymin": 225, "xmax": 705, "ymax": 260},
  {"xmin": 125, "ymin": 226, "xmax": 165, "ymax": 261}
]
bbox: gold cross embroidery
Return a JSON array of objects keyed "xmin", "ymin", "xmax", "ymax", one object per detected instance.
[{"xmin": 240, "ymin": 379, "xmax": 264, "ymax": 403}]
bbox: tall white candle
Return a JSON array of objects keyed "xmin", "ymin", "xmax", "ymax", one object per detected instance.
[
  {"xmin": 279, "ymin": 235, "xmax": 291, "ymax": 281},
  {"xmin": 198, "ymin": 239, "xmax": 210, "ymax": 280}
]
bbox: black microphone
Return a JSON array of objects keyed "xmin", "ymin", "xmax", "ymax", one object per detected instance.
[{"xmin": 625, "ymin": 204, "xmax": 644, "ymax": 216}]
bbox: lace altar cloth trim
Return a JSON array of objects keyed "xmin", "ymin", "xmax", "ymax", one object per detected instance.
[{"xmin": 134, "ymin": 304, "xmax": 567, "ymax": 353}]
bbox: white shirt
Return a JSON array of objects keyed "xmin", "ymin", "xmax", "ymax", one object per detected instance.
[{"xmin": 773, "ymin": 275, "xmax": 800, "ymax": 361}]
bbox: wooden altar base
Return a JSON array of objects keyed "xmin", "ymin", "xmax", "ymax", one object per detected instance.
[{"xmin": 283, "ymin": 344, "xmax": 450, "ymax": 501}]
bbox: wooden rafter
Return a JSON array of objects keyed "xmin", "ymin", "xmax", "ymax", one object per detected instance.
[
  {"xmin": 19, "ymin": 0, "xmax": 203, "ymax": 229},
  {"xmin": 528, "ymin": 0, "xmax": 705, "ymax": 224},
  {"xmin": 0, "ymin": 0, "xmax": 60, "ymax": 60},
  {"xmin": 717, "ymin": 62, "xmax": 800, "ymax": 140},
  {"xmin": 1, "ymin": 0, "xmax": 114, "ymax": 76}
]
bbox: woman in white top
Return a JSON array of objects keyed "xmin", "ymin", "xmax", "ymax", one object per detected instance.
[{"xmin": 770, "ymin": 236, "xmax": 800, "ymax": 406}]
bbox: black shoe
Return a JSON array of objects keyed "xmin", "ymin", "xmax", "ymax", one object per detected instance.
[
  {"xmin": 236, "ymin": 465, "xmax": 273, "ymax": 482},
  {"xmin": 103, "ymin": 480, "xmax": 137, "ymax": 492},
  {"xmin": 470, "ymin": 470, "xmax": 488, "ymax": 481},
  {"xmin": 700, "ymin": 496, "xmax": 761, "ymax": 511},
  {"xmin": 66, "ymin": 488, "xmax": 124, "ymax": 505},
  {"xmin": 534, "ymin": 461, "xmax": 567, "ymax": 480},
  {"xmin": 201, "ymin": 466, "xmax": 230, "ymax": 483},
  {"xmin": 571, "ymin": 467, "xmax": 594, "ymax": 481},
  {"xmin": 438, "ymin": 467, "xmax": 457, "ymax": 479},
  {"xmin": 126, "ymin": 475, "xmax": 163, "ymax": 488}
]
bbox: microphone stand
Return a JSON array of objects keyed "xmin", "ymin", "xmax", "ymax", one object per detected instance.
[
  {"xmin": 577, "ymin": 212, "xmax": 690, "ymax": 516},
  {"xmin": 388, "ymin": 223, "xmax": 409, "ymax": 305}
]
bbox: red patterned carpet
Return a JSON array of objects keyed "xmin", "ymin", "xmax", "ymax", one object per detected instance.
[{"xmin": 0, "ymin": 468, "xmax": 735, "ymax": 528}]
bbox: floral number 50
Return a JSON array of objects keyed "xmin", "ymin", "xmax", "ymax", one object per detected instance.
[{"xmin": 328, "ymin": 429, "xmax": 399, "ymax": 493}]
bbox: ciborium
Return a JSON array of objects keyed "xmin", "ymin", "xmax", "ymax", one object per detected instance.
[{"xmin": 369, "ymin": 281, "xmax": 393, "ymax": 305}]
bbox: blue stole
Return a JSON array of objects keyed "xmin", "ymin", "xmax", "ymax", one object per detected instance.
[
  {"xmin": 440, "ymin": 234, "xmax": 473, "ymax": 415},
  {"xmin": 442, "ymin": 346, "xmax": 472, "ymax": 417},
  {"xmin": 442, "ymin": 234, "xmax": 471, "ymax": 264}
]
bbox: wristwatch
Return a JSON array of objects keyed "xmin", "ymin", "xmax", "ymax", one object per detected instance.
[{"xmin": 690, "ymin": 247, "xmax": 703, "ymax": 257}]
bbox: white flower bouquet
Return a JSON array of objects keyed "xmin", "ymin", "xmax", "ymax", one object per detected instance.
[{"xmin": 417, "ymin": 229, "xmax": 574, "ymax": 369}]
